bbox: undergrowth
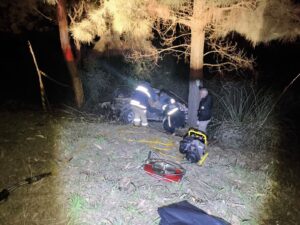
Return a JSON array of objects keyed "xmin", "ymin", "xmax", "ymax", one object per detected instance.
[{"xmin": 208, "ymin": 80, "xmax": 281, "ymax": 151}]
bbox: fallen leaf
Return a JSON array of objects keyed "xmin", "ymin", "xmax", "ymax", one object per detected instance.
[
  {"xmin": 26, "ymin": 137, "xmax": 35, "ymax": 141},
  {"xmin": 94, "ymin": 143, "xmax": 103, "ymax": 150},
  {"xmin": 36, "ymin": 134, "xmax": 46, "ymax": 139}
]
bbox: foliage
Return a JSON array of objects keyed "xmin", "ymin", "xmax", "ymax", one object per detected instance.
[
  {"xmin": 124, "ymin": 59, "xmax": 155, "ymax": 80},
  {"xmin": 1, "ymin": 0, "xmax": 299, "ymax": 64},
  {"xmin": 70, "ymin": 0, "xmax": 155, "ymax": 56},
  {"xmin": 157, "ymin": 0, "xmax": 186, "ymax": 9},
  {"xmin": 0, "ymin": 0, "xmax": 95, "ymax": 33},
  {"xmin": 45, "ymin": 0, "xmax": 57, "ymax": 5},
  {"xmin": 80, "ymin": 56, "xmax": 115, "ymax": 107},
  {"xmin": 209, "ymin": 80, "xmax": 281, "ymax": 151},
  {"xmin": 218, "ymin": 0, "xmax": 300, "ymax": 44},
  {"xmin": 68, "ymin": 0, "xmax": 299, "ymax": 125},
  {"xmin": 79, "ymin": 54, "xmax": 157, "ymax": 114},
  {"xmin": 149, "ymin": 57, "xmax": 189, "ymax": 99},
  {"xmin": 69, "ymin": 0, "xmax": 299, "ymax": 75},
  {"xmin": 215, "ymin": 84, "xmax": 273, "ymax": 123}
]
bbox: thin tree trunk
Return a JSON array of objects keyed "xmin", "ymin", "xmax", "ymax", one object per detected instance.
[
  {"xmin": 28, "ymin": 41, "xmax": 47, "ymax": 112},
  {"xmin": 74, "ymin": 39, "xmax": 81, "ymax": 65},
  {"xmin": 188, "ymin": 0, "xmax": 205, "ymax": 127},
  {"xmin": 57, "ymin": 0, "xmax": 84, "ymax": 107}
]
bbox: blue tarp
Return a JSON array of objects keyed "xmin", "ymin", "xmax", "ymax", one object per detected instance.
[{"xmin": 158, "ymin": 201, "xmax": 231, "ymax": 225}]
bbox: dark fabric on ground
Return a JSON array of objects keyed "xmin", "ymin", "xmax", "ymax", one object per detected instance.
[{"xmin": 158, "ymin": 200, "xmax": 231, "ymax": 225}]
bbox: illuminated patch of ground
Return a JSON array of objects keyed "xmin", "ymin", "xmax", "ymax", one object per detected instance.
[{"xmin": 0, "ymin": 110, "xmax": 279, "ymax": 225}]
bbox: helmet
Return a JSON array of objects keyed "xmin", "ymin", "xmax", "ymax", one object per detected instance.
[{"xmin": 170, "ymin": 98, "xmax": 175, "ymax": 104}]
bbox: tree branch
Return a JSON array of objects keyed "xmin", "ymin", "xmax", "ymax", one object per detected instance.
[
  {"xmin": 216, "ymin": 0, "xmax": 257, "ymax": 12},
  {"xmin": 206, "ymin": 39, "xmax": 255, "ymax": 70},
  {"xmin": 33, "ymin": 7, "xmax": 53, "ymax": 21},
  {"xmin": 204, "ymin": 62, "xmax": 237, "ymax": 68},
  {"xmin": 127, "ymin": 43, "xmax": 190, "ymax": 61}
]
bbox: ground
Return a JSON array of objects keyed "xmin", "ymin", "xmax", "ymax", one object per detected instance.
[{"xmin": 0, "ymin": 109, "xmax": 297, "ymax": 225}]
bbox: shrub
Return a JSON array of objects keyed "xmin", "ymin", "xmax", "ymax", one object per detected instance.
[
  {"xmin": 80, "ymin": 56, "xmax": 115, "ymax": 105},
  {"xmin": 208, "ymin": 80, "xmax": 281, "ymax": 151}
]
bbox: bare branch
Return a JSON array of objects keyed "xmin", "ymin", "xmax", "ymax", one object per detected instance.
[
  {"xmin": 127, "ymin": 43, "xmax": 190, "ymax": 62},
  {"xmin": 204, "ymin": 62, "xmax": 237, "ymax": 69},
  {"xmin": 68, "ymin": 0, "xmax": 89, "ymax": 26},
  {"xmin": 201, "ymin": 37, "xmax": 255, "ymax": 73},
  {"xmin": 33, "ymin": 7, "xmax": 53, "ymax": 21}
]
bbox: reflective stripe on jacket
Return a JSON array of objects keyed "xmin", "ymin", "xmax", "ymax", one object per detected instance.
[
  {"xmin": 131, "ymin": 84, "xmax": 155, "ymax": 108},
  {"xmin": 130, "ymin": 99, "xmax": 147, "ymax": 109}
]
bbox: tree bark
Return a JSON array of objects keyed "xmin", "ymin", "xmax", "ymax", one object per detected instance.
[
  {"xmin": 187, "ymin": 0, "xmax": 205, "ymax": 127},
  {"xmin": 57, "ymin": 0, "xmax": 84, "ymax": 107},
  {"xmin": 74, "ymin": 39, "xmax": 82, "ymax": 65}
]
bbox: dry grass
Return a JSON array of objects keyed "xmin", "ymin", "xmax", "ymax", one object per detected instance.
[
  {"xmin": 207, "ymin": 80, "xmax": 281, "ymax": 151},
  {"xmin": 0, "ymin": 109, "xmax": 276, "ymax": 225},
  {"xmin": 0, "ymin": 101, "xmax": 298, "ymax": 224}
]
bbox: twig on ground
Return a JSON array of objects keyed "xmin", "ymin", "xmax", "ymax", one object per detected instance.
[{"xmin": 94, "ymin": 143, "xmax": 103, "ymax": 150}]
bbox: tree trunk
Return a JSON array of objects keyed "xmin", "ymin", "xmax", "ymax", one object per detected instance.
[
  {"xmin": 187, "ymin": 0, "xmax": 205, "ymax": 127},
  {"xmin": 74, "ymin": 39, "xmax": 82, "ymax": 65},
  {"xmin": 57, "ymin": 0, "xmax": 84, "ymax": 107}
]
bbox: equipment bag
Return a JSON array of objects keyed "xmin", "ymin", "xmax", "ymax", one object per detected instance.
[
  {"xmin": 179, "ymin": 128, "xmax": 208, "ymax": 164},
  {"xmin": 158, "ymin": 200, "xmax": 231, "ymax": 225},
  {"xmin": 143, "ymin": 151, "xmax": 186, "ymax": 182}
]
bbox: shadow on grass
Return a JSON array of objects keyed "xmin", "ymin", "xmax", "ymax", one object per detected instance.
[{"xmin": 0, "ymin": 110, "xmax": 68, "ymax": 225}]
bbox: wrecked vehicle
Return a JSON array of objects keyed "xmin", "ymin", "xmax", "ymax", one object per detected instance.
[{"xmin": 111, "ymin": 86, "xmax": 188, "ymax": 132}]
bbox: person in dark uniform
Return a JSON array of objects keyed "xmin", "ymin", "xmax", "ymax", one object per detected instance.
[
  {"xmin": 130, "ymin": 82, "xmax": 157, "ymax": 127},
  {"xmin": 197, "ymin": 88, "xmax": 213, "ymax": 133},
  {"xmin": 163, "ymin": 98, "xmax": 185, "ymax": 133}
]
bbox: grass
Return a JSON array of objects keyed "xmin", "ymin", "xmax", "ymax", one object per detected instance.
[
  {"xmin": 96, "ymin": 135, "xmax": 106, "ymax": 144},
  {"xmin": 0, "ymin": 110, "xmax": 291, "ymax": 225},
  {"xmin": 68, "ymin": 193, "xmax": 87, "ymax": 225},
  {"xmin": 215, "ymin": 85, "xmax": 273, "ymax": 124},
  {"xmin": 208, "ymin": 80, "xmax": 281, "ymax": 151}
]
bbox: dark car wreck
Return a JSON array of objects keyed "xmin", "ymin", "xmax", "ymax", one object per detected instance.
[{"xmin": 111, "ymin": 87, "xmax": 188, "ymax": 133}]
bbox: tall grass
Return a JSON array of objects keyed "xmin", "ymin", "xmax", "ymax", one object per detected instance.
[
  {"xmin": 215, "ymin": 83, "xmax": 273, "ymax": 124},
  {"xmin": 208, "ymin": 80, "xmax": 281, "ymax": 151}
]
